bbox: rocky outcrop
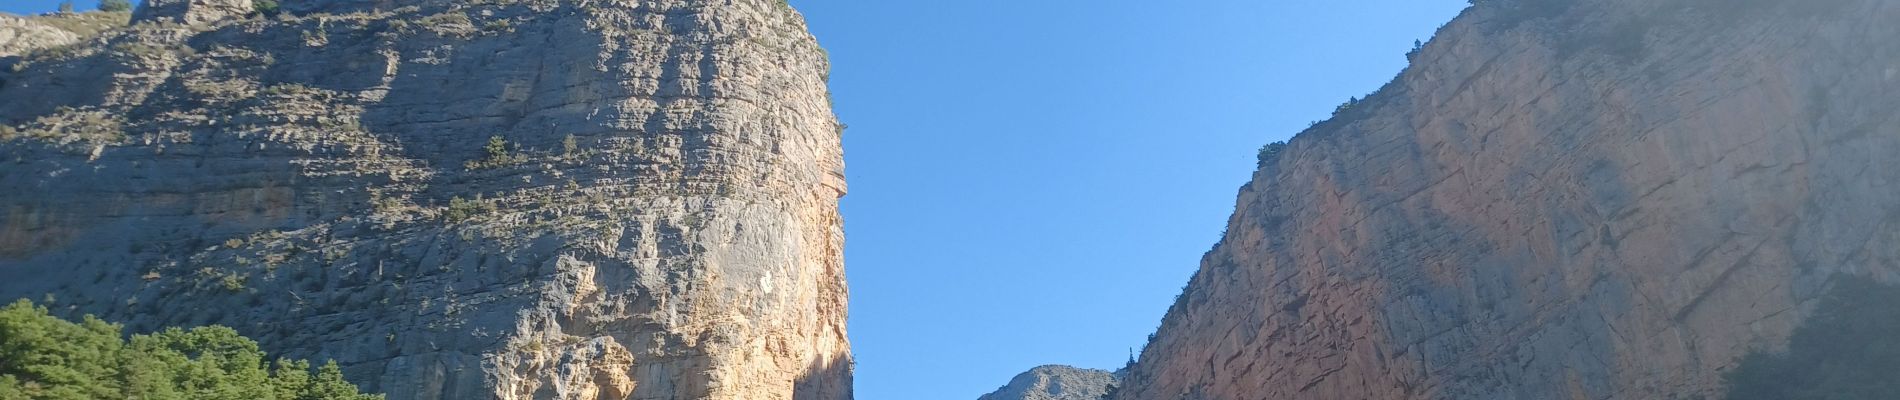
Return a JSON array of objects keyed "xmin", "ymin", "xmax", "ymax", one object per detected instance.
[
  {"xmin": 0, "ymin": 0, "xmax": 850, "ymax": 399},
  {"xmin": 131, "ymin": 0, "xmax": 253, "ymax": 25},
  {"xmin": 0, "ymin": 15, "xmax": 79, "ymax": 58},
  {"xmin": 1113, "ymin": 0, "xmax": 1900, "ymax": 399},
  {"xmin": 978, "ymin": 365, "xmax": 1118, "ymax": 400},
  {"xmin": 0, "ymin": 11, "xmax": 130, "ymax": 58}
]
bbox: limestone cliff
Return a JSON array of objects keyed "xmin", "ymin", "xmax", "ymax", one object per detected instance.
[
  {"xmin": 0, "ymin": 11, "xmax": 130, "ymax": 57},
  {"xmin": 977, "ymin": 365, "xmax": 1119, "ymax": 400},
  {"xmin": 0, "ymin": 0, "xmax": 850, "ymax": 399},
  {"xmin": 1114, "ymin": 0, "xmax": 1900, "ymax": 399}
]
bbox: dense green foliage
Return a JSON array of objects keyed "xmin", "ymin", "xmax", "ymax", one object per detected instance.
[
  {"xmin": 252, "ymin": 0, "xmax": 280, "ymax": 16},
  {"xmin": 1256, "ymin": 141, "xmax": 1287, "ymax": 169},
  {"xmin": 0, "ymin": 300, "xmax": 381, "ymax": 400},
  {"xmin": 95, "ymin": 0, "xmax": 130, "ymax": 12},
  {"xmin": 1724, "ymin": 278, "xmax": 1900, "ymax": 400}
]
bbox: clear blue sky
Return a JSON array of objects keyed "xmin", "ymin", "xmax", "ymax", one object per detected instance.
[
  {"xmin": 799, "ymin": 1, "xmax": 1466, "ymax": 398},
  {"xmin": 3, "ymin": 0, "xmax": 1469, "ymax": 398}
]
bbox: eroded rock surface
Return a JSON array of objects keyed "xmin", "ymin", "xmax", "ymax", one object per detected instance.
[
  {"xmin": 0, "ymin": 1, "xmax": 850, "ymax": 399},
  {"xmin": 0, "ymin": 11, "xmax": 130, "ymax": 58},
  {"xmin": 0, "ymin": 15, "xmax": 77, "ymax": 57},
  {"xmin": 977, "ymin": 365, "xmax": 1118, "ymax": 400},
  {"xmin": 1114, "ymin": 0, "xmax": 1900, "ymax": 399},
  {"xmin": 132, "ymin": 0, "xmax": 252, "ymax": 25}
]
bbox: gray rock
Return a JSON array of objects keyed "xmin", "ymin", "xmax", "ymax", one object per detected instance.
[
  {"xmin": 0, "ymin": 15, "xmax": 78, "ymax": 58},
  {"xmin": 979, "ymin": 365, "xmax": 1119, "ymax": 400},
  {"xmin": 0, "ymin": 1, "xmax": 849, "ymax": 399},
  {"xmin": 1115, "ymin": 0, "xmax": 1900, "ymax": 399},
  {"xmin": 131, "ymin": 0, "xmax": 252, "ymax": 25},
  {"xmin": 0, "ymin": 11, "xmax": 130, "ymax": 58}
]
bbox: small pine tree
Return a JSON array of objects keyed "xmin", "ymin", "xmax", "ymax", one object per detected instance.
[
  {"xmin": 485, "ymin": 135, "xmax": 509, "ymax": 161},
  {"xmin": 97, "ymin": 0, "xmax": 130, "ymax": 12},
  {"xmin": 58, "ymin": 1, "xmax": 75, "ymax": 14}
]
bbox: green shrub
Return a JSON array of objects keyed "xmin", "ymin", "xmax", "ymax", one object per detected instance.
[
  {"xmin": 1256, "ymin": 141, "xmax": 1287, "ymax": 168},
  {"xmin": 253, "ymin": 0, "xmax": 280, "ymax": 16},
  {"xmin": 0, "ymin": 300, "xmax": 382, "ymax": 400},
  {"xmin": 96, "ymin": 0, "xmax": 130, "ymax": 12},
  {"xmin": 445, "ymin": 195, "xmax": 497, "ymax": 222},
  {"xmin": 1723, "ymin": 278, "xmax": 1900, "ymax": 400},
  {"xmin": 485, "ymin": 135, "xmax": 508, "ymax": 161},
  {"xmin": 220, "ymin": 275, "xmax": 247, "ymax": 292},
  {"xmin": 417, "ymin": 12, "xmax": 471, "ymax": 28},
  {"xmin": 467, "ymin": 136, "xmax": 522, "ymax": 169}
]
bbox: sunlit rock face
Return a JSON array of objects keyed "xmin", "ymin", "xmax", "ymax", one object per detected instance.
[
  {"xmin": 1113, "ymin": 1, "xmax": 1900, "ymax": 399},
  {"xmin": 132, "ymin": 0, "xmax": 252, "ymax": 25},
  {"xmin": 0, "ymin": 1, "xmax": 851, "ymax": 399},
  {"xmin": 978, "ymin": 365, "xmax": 1119, "ymax": 400}
]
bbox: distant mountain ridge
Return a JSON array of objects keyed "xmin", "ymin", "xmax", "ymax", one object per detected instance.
[{"xmin": 978, "ymin": 365, "xmax": 1119, "ymax": 400}]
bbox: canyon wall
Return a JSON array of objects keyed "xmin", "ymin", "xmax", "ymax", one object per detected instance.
[
  {"xmin": 1115, "ymin": 0, "xmax": 1900, "ymax": 398},
  {"xmin": 0, "ymin": 0, "xmax": 850, "ymax": 399}
]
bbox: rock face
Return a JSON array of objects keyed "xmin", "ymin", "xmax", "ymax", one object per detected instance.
[
  {"xmin": 131, "ymin": 0, "xmax": 253, "ymax": 25},
  {"xmin": 0, "ymin": 15, "xmax": 79, "ymax": 57},
  {"xmin": 0, "ymin": 1, "xmax": 850, "ymax": 399},
  {"xmin": 977, "ymin": 365, "xmax": 1118, "ymax": 400},
  {"xmin": 1113, "ymin": 0, "xmax": 1900, "ymax": 399},
  {"xmin": 0, "ymin": 12, "xmax": 131, "ymax": 58}
]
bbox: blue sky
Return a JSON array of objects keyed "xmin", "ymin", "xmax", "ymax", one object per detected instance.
[
  {"xmin": 4, "ymin": 0, "xmax": 1469, "ymax": 398},
  {"xmin": 800, "ymin": 1, "xmax": 1466, "ymax": 398}
]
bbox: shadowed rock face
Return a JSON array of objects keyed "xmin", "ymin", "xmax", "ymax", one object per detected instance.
[
  {"xmin": 0, "ymin": 1, "xmax": 850, "ymax": 399},
  {"xmin": 1114, "ymin": 0, "xmax": 1900, "ymax": 399},
  {"xmin": 978, "ymin": 365, "xmax": 1118, "ymax": 400}
]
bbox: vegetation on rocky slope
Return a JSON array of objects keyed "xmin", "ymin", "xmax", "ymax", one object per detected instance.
[{"xmin": 0, "ymin": 300, "xmax": 382, "ymax": 400}]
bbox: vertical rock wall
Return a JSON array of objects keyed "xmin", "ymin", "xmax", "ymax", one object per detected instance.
[
  {"xmin": 1115, "ymin": 0, "xmax": 1900, "ymax": 399},
  {"xmin": 0, "ymin": 1, "xmax": 850, "ymax": 399}
]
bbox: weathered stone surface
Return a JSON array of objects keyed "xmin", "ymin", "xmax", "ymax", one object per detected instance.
[
  {"xmin": 0, "ymin": 15, "xmax": 78, "ymax": 58},
  {"xmin": 0, "ymin": 11, "xmax": 130, "ymax": 58},
  {"xmin": 131, "ymin": 0, "xmax": 253, "ymax": 25},
  {"xmin": 0, "ymin": 1, "xmax": 850, "ymax": 399},
  {"xmin": 977, "ymin": 365, "xmax": 1118, "ymax": 400},
  {"xmin": 1113, "ymin": 0, "xmax": 1900, "ymax": 399}
]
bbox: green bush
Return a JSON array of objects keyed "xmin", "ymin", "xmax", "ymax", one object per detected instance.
[
  {"xmin": 1256, "ymin": 141, "xmax": 1287, "ymax": 168},
  {"xmin": 96, "ymin": 0, "xmax": 130, "ymax": 12},
  {"xmin": 444, "ymin": 195, "xmax": 497, "ymax": 222},
  {"xmin": 0, "ymin": 300, "xmax": 382, "ymax": 400},
  {"xmin": 467, "ymin": 136, "xmax": 523, "ymax": 169},
  {"xmin": 1723, "ymin": 278, "xmax": 1900, "ymax": 400},
  {"xmin": 253, "ymin": 0, "xmax": 280, "ymax": 16}
]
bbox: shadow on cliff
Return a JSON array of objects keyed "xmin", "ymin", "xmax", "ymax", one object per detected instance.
[
  {"xmin": 1723, "ymin": 276, "xmax": 1900, "ymax": 400},
  {"xmin": 794, "ymin": 353, "xmax": 854, "ymax": 400}
]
